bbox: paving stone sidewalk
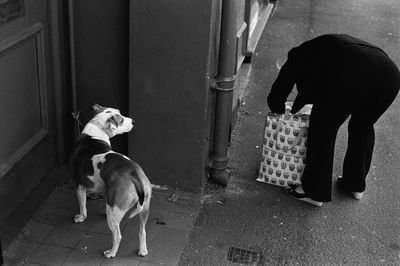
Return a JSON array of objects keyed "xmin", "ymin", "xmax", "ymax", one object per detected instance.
[{"xmin": 3, "ymin": 177, "xmax": 201, "ymax": 266}]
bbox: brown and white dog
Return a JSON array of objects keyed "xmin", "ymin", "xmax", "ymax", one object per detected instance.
[{"xmin": 70, "ymin": 104, "xmax": 152, "ymax": 258}]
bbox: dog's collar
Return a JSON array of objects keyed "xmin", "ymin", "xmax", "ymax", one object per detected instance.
[{"xmin": 81, "ymin": 123, "xmax": 111, "ymax": 146}]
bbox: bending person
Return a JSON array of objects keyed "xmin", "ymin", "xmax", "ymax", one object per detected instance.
[{"xmin": 267, "ymin": 34, "xmax": 400, "ymax": 207}]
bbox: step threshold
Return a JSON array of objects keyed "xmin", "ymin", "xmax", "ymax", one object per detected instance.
[{"xmin": 247, "ymin": 2, "xmax": 276, "ymax": 57}]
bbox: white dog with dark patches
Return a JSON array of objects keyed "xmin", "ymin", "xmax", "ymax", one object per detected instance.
[{"xmin": 70, "ymin": 104, "xmax": 152, "ymax": 258}]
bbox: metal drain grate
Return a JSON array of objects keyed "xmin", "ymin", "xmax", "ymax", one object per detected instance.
[{"xmin": 227, "ymin": 247, "xmax": 262, "ymax": 265}]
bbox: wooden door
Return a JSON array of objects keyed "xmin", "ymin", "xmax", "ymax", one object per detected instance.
[{"xmin": 0, "ymin": 0, "xmax": 58, "ymax": 214}]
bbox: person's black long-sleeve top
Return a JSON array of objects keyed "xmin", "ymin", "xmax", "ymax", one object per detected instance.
[{"xmin": 267, "ymin": 34, "xmax": 387, "ymax": 114}]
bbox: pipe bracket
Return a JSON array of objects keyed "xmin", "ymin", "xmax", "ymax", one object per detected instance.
[{"xmin": 212, "ymin": 75, "xmax": 236, "ymax": 92}]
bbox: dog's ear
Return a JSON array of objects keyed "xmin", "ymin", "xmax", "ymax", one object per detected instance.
[
  {"xmin": 80, "ymin": 104, "xmax": 105, "ymax": 123},
  {"xmin": 90, "ymin": 103, "xmax": 103, "ymax": 113}
]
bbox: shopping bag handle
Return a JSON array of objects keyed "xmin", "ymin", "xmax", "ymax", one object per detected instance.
[
  {"xmin": 273, "ymin": 106, "xmax": 291, "ymax": 140},
  {"xmin": 283, "ymin": 105, "xmax": 291, "ymax": 120}
]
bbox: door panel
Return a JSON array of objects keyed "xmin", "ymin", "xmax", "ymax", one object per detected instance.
[
  {"xmin": 0, "ymin": 0, "xmax": 56, "ymax": 202},
  {"xmin": 0, "ymin": 24, "xmax": 50, "ymax": 175}
]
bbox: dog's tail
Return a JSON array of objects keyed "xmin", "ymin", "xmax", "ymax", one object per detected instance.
[
  {"xmin": 130, "ymin": 162, "xmax": 149, "ymax": 206},
  {"xmin": 132, "ymin": 174, "xmax": 145, "ymax": 206}
]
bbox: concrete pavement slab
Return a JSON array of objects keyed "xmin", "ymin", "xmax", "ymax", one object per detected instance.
[
  {"xmin": 42, "ymin": 227, "xmax": 88, "ymax": 249},
  {"xmin": 140, "ymin": 227, "xmax": 190, "ymax": 266},
  {"xmin": 63, "ymin": 248, "xmax": 106, "ymax": 266},
  {"xmin": 32, "ymin": 205, "xmax": 75, "ymax": 227},
  {"xmin": 3, "ymin": 239, "xmax": 39, "ymax": 265},
  {"xmin": 100, "ymin": 256, "xmax": 140, "ymax": 266},
  {"xmin": 75, "ymin": 232, "xmax": 111, "ymax": 255},
  {"xmin": 138, "ymin": 262, "xmax": 163, "ymax": 266},
  {"xmin": 28, "ymin": 245, "xmax": 72, "ymax": 266},
  {"xmin": 16, "ymin": 221, "xmax": 54, "ymax": 243}
]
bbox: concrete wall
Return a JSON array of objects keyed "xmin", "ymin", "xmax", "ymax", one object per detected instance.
[
  {"xmin": 129, "ymin": 0, "xmax": 219, "ymax": 192},
  {"xmin": 72, "ymin": 0, "xmax": 129, "ymax": 153}
]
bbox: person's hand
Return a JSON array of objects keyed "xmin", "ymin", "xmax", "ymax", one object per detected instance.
[
  {"xmin": 267, "ymin": 95, "xmax": 286, "ymax": 114},
  {"xmin": 291, "ymin": 98, "xmax": 306, "ymax": 114},
  {"xmin": 269, "ymin": 105, "xmax": 285, "ymax": 114}
]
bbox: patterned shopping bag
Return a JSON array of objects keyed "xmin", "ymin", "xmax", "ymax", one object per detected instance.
[{"xmin": 257, "ymin": 109, "xmax": 311, "ymax": 187}]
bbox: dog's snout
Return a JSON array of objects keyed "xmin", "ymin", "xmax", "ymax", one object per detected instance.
[{"xmin": 131, "ymin": 119, "xmax": 135, "ymax": 125}]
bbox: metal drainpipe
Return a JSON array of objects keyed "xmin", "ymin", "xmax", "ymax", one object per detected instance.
[{"xmin": 210, "ymin": 0, "xmax": 237, "ymax": 186}]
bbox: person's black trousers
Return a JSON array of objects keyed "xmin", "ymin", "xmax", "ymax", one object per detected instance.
[{"xmin": 301, "ymin": 49, "xmax": 400, "ymax": 202}]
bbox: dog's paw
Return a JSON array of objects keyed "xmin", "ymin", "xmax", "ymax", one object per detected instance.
[
  {"xmin": 103, "ymin": 250, "xmax": 116, "ymax": 259},
  {"xmin": 74, "ymin": 214, "xmax": 87, "ymax": 223},
  {"xmin": 138, "ymin": 249, "xmax": 148, "ymax": 257}
]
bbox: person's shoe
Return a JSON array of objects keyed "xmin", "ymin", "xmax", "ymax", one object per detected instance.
[
  {"xmin": 351, "ymin": 192, "xmax": 364, "ymax": 200},
  {"xmin": 337, "ymin": 178, "xmax": 364, "ymax": 200},
  {"xmin": 284, "ymin": 185, "xmax": 323, "ymax": 207}
]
